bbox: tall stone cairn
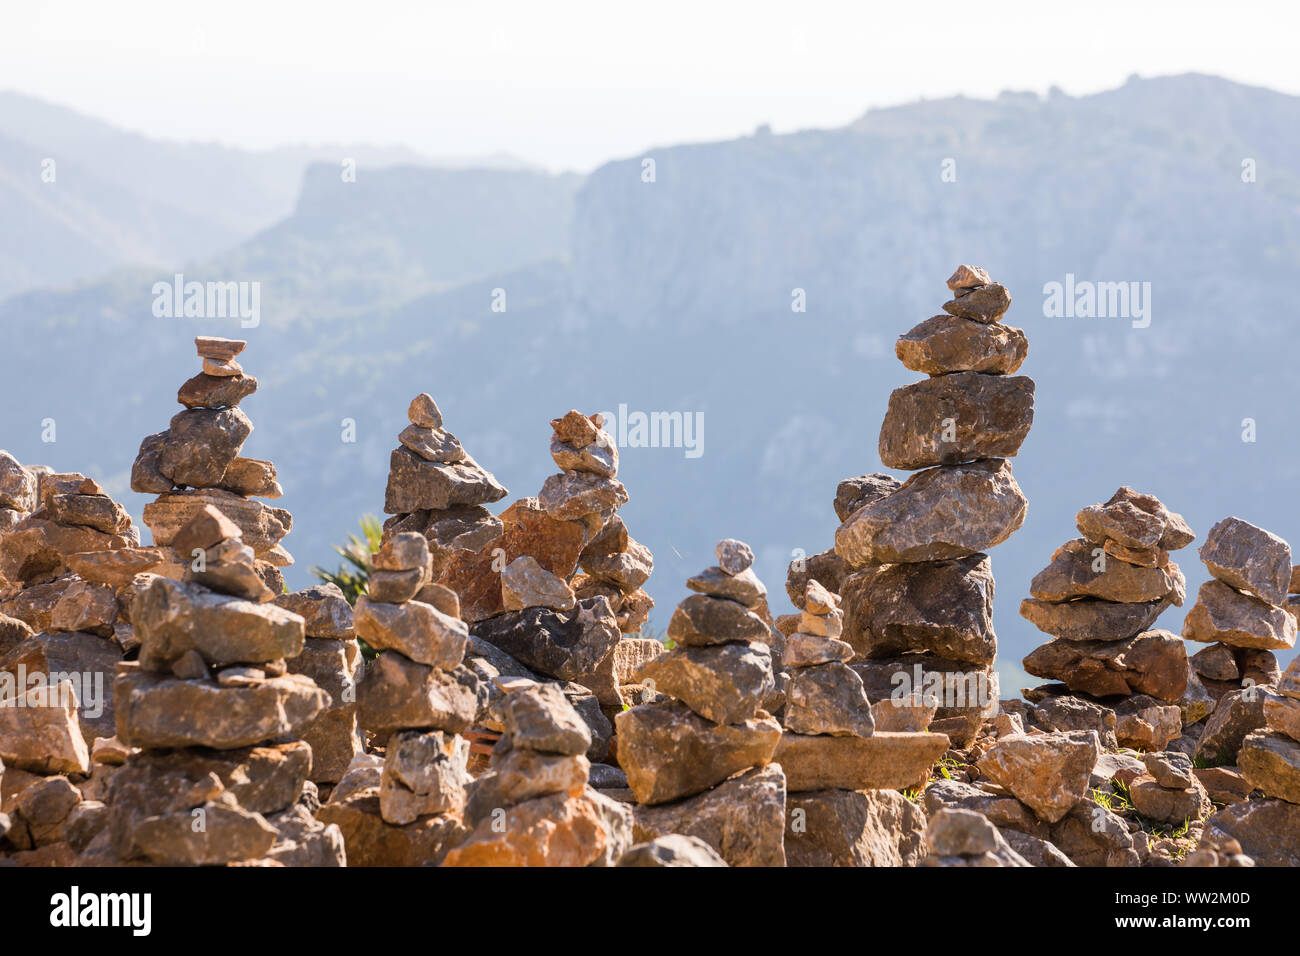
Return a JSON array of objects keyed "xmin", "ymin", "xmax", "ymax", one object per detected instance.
[
  {"xmin": 132, "ymin": 336, "xmax": 293, "ymax": 593},
  {"xmin": 108, "ymin": 504, "xmax": 335, "ymax": 865},
  {"xmin": 443, "ymin": 676, "xmax": 632, "ymax": 866},
  {"xmin": 617, "ymin": 539, "xmax": 787, "ymax": 866},
  {"xmin": 831, "ymin": 265, "xmax": 1032, "ymax": 747}
]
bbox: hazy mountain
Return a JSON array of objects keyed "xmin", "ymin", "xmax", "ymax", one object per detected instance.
[
  {"xmin": 0, "ymin": 91, "xmax": 538, "ymax": 300},
  {"xmin": 3, "ymin": 73, "xmax": 1299, "ymax": 692}
]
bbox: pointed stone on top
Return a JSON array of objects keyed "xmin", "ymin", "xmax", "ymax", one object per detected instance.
[
  {"xmin": 550, "ymin": 410, "xmax": 601, "ymax": 448},
  {"xmin": 170, "ymin": 503, "xmax": 242, "ymax": 555},
  {"xmin": 946, "ymin": 264, "xmax": 991, "ymax": 292},
  {"xmin": 715, "ymin": 538, "xmax": 754, "ymax": 576},
  {"xmin": 408, "ymin": 393, "xmax": 443, "ymax": 429},
  {"xmin": 195, "ymin": 337, "xmax": 247, "ymax": 362}
]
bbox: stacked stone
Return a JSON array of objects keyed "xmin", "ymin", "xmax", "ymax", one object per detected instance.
[
  {"xmin": 107, "ymin": 506, "xmax": 334, "ymax": 865},
  {"xmin": 1127, "ymin": 751, "xmax": 1211, "ymax": 826},
  {"xmin": 455, "ymin": 411, "xmax": 659, "ymax": 729},
  {"xmin": 1233, "ymin": 655, "xmax": 1300, "ymax": 809},
  {"xmin": 778, "ymin": 579, "xmax": 948, "ymax": 866},
  {"xmin": 275, "ymin": 583, "xmax": 362, "ymax": 785},
  {"xmin": 319, "ymin": 529, "xmax": 480, "ymax": 865},
  {"xmin": 443, "ymin": 677, "xmax": 632, "ymax": 866},
  {"xmin": 1018, "ymin": 488, "xmax": 1195, "ymax": 752},
  {"xmin": 832, "ymin": 265, "xmax": 1033, "ymax": 746},
  {"xmin": 131, "ymin": 337, "xmax": 293, "ymax": 594},
  {"xmin": 381, "ymin": 392, "xmax": 508, "ymax": 589},
  {"xmin": 615, "ymin": 539, "xmax": 787, "ymax": 866}
]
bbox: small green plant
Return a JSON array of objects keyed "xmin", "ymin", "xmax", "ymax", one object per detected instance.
[{"xmin": 311, "ymin": 515, "xmax": 382, "ymax": 605}]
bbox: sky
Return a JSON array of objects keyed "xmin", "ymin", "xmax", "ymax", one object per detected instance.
[{"xmin": 2, "ymin": 0, "xmax": 1298, "ymax": 171}]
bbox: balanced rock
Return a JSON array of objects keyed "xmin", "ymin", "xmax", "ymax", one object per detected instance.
[
  {"xmin": 1199, "ymin": 516, "xmax": 1292, "ymax": 606},
  {"xmin": 1183, "ymin": 579, "xmax": 1296, "ymax": 650},
  {"xmin": 975, "ymin": 730, "xmax": 1100, "ymax": 824},
  {"xmin": 878, "ymin": 371, "xmax": 1034, "ymax": 469},
  {"xmin": 895, "ymin": 313, "xmax": 1028, "ymax": 376}
]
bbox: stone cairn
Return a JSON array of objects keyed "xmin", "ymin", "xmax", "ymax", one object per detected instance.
[
  {"xmin": 0, "ymin": 456, "xmax": 157, "ymax": 777},
  {"xmin": 106, "ymin": 504, "xmax": 336, "ymax": 865},
  {"xmin": 443, "ymin": 676, "xmax": 632, "ymax": 866},
  {"xmin": 1018, "ymin": 488, "xmax": 1196, "ymax": 758},
  {"xmin": 827, "ymin": 265, "xmax": 1032, "ymax": 748},
  {"xmin": 778, "ymin": 578, "xmax": 946, "ymax": 866},
  {"xmin": 131, "ymin": 336, "xmax": 292, "ymax": 593},
  {"xmin": 615, "ymin": 539, "xmax": 787, "ymax": 866},
  {"xmin": 319, "ymin": 525, "xmax": 480, "ymax": 866}
]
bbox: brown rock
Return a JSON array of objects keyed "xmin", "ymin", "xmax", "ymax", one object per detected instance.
[
  {"xmin": 407, "ymin": 393, "xmax": 443, "ymax": 429},
  {"xmin": 895, "ymin": 314, "xmax": 1028, "ymax": 376},
  {"xmin": 1183, "ymin": 579, "xmax": 1296, "ymax": 650},
  {"xmin": 1196, "ymin": 689, "xmax": 1266, "ymax": 765},
  {"xmin": 443, "ymin": 787, "xmax": 631, "ymax": 867},
  {"xmin": 144, "ymin": 489, "xmax": 291, "ymax": 555},
  {"xmin": 64, "ymin": 548, "xmax": 165, "ymax": 589},
  {"xmin": 216, "ymin": 457, "xmax": 282, "ymax": 498},
  {"xmin": 834, "ymin": 459, "xmax": 1026, "ymax": 566},
  {"xmin": 1031, "ymin": 537, "xmax": 1184, "ymax": 605},
  {"xmin": 379, "ymin": 730, "xmax": 468, "ymax": 824},
  {"xmin": 1239, "ymin": 730, "xmax": 1300, "ymax": 803},
  {"xmin": 783, "ymin": 662, "xmax": 875, "ymax": 737},
  {"xmin": 0, "ymin": 680, "xmax": 90, "ymax": 774},
  {"xmin": 634, "ymin": 642, "xmax": 774, "ymax": 725},
  {"xmin": 942, "ymin": 283, "xmax": 1011, "ymax": 323},
  {"xmin": 785, "ymin": 787, "xmax": 927, "ymax": 867},
  {"xmin": 356, "ymin": 653, "xmax": 481, "ymax": 737},
  {"xmin": 614, "ymin": 701, "xmax": 781, "ymax": 804},
  {"xmin": 1023, "ymin": 629, "xmax": 1188, "ymax": 702},
  {"xmin": 1020, "ymin": 596, "xmax": 1170, "ymax": 643},
  {"xmin": 384, "ymin": 447, "xmax": 507, "ymax": 514},
  {"xmin": 1129, "ymin": 774, "xmax": 1210, "ymax": 824},
  {"xmin": 501, "ymin": 555, "xmax": 576, "ymax": 612},
  {"xmin": 177, "ymin": 372, "xmax": 258, "ymax": 409},
  {"xmin": 685, "ymin": 566, "xmax": 767, "ymax": 608},
  {"xmin": 157, "ymin": 407, "xmax": 253, "ymax": 488},
  {"xmin": 976, "ymin": 731, "xmax": 1100, "ymax": 823},
  {"xmin": 537, "ymin": 471, "xmax": 628, "ymax": 520},
  {"xmin": 878, "ymin": 372, "xmax": 1035, "ymax": 470},
  {"xmin": 832, "ymin": 474, "xmax": 901, "ymax": 523},
  {"xmin": 1199, "ymin": 516, "xmax": 1292, "ymax": 606},
  {"xmin": 775, "ymin": 730, "xmax": 948, "ymax": 791},
  {"xmin": 0, "ymin": 451, "xmax": 36, "ymax": 512},
  {"xmin": 946, "ymin": 264, "xmax": 991, "ymax": 290},
  {"xmin": 47, "ymin": 494, "xmax": 130, "ymax": 534},
  {"xmin": 667, "ymin": 593, "xmax": 770, "ymax": 647},
  {"xmin": 318, "ymin": 788, "xmax": 464, "ymax": 866},
  {"xmin": 398, "ymin": 424, "xmax": 466, "ymax": 464}
]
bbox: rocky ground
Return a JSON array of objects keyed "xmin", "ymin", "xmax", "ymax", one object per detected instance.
[{"xmin": 0, "ymin": 271, "xmax": 1297, "ymax": 867}]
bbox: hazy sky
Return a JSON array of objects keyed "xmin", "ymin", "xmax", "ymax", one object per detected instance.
[{"xmin": 3, "ymin": 0, "xmax": 1297, "ymax": 171}]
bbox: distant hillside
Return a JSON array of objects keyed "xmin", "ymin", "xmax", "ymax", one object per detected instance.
[{"xmin": 3, "ymin": 74, "xmax": 1299, "ymax": 693}]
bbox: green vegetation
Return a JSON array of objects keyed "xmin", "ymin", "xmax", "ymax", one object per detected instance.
[{"xmin": 310, "ymin": 515, "xmax": 382, "ymax": 605}]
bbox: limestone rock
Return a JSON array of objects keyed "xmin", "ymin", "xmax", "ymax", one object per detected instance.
[
  {"xmin": 274, "ymin": 584, "xmax": 354, "ymax": 639},
  {"xmin": 835, "ymin": 459, "xmax": 1026, "ymax": 566},
  {"xmin": 1199, "ymin": 516, "xmax": 1292, "ymax": 606},
  {"xmin": 177, "ymin": 372, "xmax": 258, "ymax": 410},
  {"xmin": 1031, "ymin": 538, "xmax": 1184, "ymax": 605},
  {"xmin": 353, "ymin": 596, "xmax": 466, "ymax": 670},
  {"xmin": 0, "ymin": 451, "xmax": 36, "ymax": 512},
  {"xmin": 614, "ymin": 701, "xmax": 780, "ymax": 805},
  {"xmin": 398, "ymin": 424, "xmax": 465, "ymax": 464},
  {"xmin": 1195, "ymin": 689, "xmax": 1266, "ymax": 765},
  {"xmin": 1020, "ymin": 596, "xmax": 1170, "ymax": 643},
  {"xmin": 634, "ymin": 641, "xmax": 774, "ymax": 725},
  {"xmin": 537, "ymin": 471, "xmax": 628, "ymax": 520},
  {"xmin": 667, "ymin": 593, "xmax": 770, "ymax": 646},
  {"xmin": 0, "ymin": 679, "xmax": 90, "ymax": 774},
  {"xmin": 975, "ymin": 731, "xmax": 1101, "ymax": 823},
  {"xmin": 494, "ymin": 680, "xmax": 592, "ymax": 755},
  {"xmin": 896, "ymin": 313, "xmax": 1028, "ymax": 376},
  {"xmin": 1203, "ymin": 798, "xmax": 1300, "ymax": 867},
  {"xmin": 617, "ymin": 834, "xmax": 728, "ymax": 867},
  {"xmin": 785, "ymin": 787, "xmax": 927, "ymax": 867},
  {"xmin": 469, "ymin": 597, "xmax": 619, "ymax": 684},
  {"xmin": 157, "ymin": 407, "xmax": 253, "ymax": 488},
  {"xmin": 356, "ymin": 654, "xmax": 481, "ymax": 738},
  {"xmin": 317, "ymin": 788, "xmax": 464, "ymax": 866},
  {"xmin": 379, "ymin": 730, "xmax": 468, "ymax": 824},
  {"xmin": 833, "ymin": 473, "xmax": 901, "ymax": 523},
  {"xmin": 1022, "ymin": 629, "xmax": 1187, "ymax": 702},
  {"xmin": 942, "ymin": 282, "xmax": 1011, "ymax": 322},
  {"xmin": 501, "ymin": 555, "xmax": 576, "ymax": 612},
  {"xmin": 878, "ymin": 372, "xmax": 1035, "ymax": 469},
  {"xmin": 143, "ymin": 490, "xmax": 291, "ymax": 555},
  {"xmin": 1129, "ymin": 774, "xmax": 1210, "ymax": 824},
  {"xmin": 841, "ymin": 555, "xmax": 996, "ymax": 665},
  {"xmin": 685, "ymin": 566, "xmax": 766, "ymax": 608},
  {"xmin": 1183, "ymin": 579, "xmax": 1296, "ymax": 650},
  {"xmin": 384, "ymin": 447, "xmax": 507, "ymax": 514},
  {"xmin": 783, "ymin": 662, "xmax": 875, "ymax": 737},
  {"xmin": 444, "ymin": 787, "xmax": 632, "ymax": 867},
  {"xmin": 631, "ymin": 764, "xmax": 787, "ymax": 867},
  {"xmin": 775, "ymin": 730, "xmax": 948, "ymax": 792}
]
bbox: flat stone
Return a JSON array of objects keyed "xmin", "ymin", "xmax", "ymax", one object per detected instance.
[
  {"xmin": 783, "ymin": 633, "xmax": 854, "ymax": 667},
  {"xmin": 1032, "ymin": 537, "xmax": 1184, "ymax": 605},
  {"xmin": 1129, "ymin": 774, "xmax": 1210, "ymax": 824},
  {"xmin": 384, "ymin": 447, "xmax": 507, "ymax": 514},
  {"xmin": 581, "ymin": 538, "xmax": 653, "ymax": 590},
  {"xmin": 975, "ymin": 730, "xmax": 1100, "ymax": 823},
  {"xmin": 353, "ymin": 596, "xmax": 466, "ymax": 670},
  {"xmin": 1020, "ymin": 596, "xmax": 1170, "ymax": 643},
  {"xmin": 775, "ymin": 731, "xmax": 947, "ymax": 791},
  {"xmin": 922, "ymin": 778, "xmax": 1047, "ymax": 838},
  {"xmin": 47, "ymin": 494, "xmax": 130, "ymax": 535},
  {"xmin": 841, "ymin": 554, "xmax": 996, "ymax": 665},
  {"xmin": 667, "ymin": 593, "xmax": 770, "ymax": 646},
  {"xmin": 1115, "ymin": 696, "xmax": 1182, "ymax": 751},
  {"xmin": 853, "ymin": 654, "xmax": 999, "ymax": 722},
  {"xmin": 115, "ymin": 666, "xmax": 328, "ymax": 749},
  {"xmin": 1203, "ymin": 799, "xmax": 1300, "ymax": 867},
  {"xmin": 134, "ymin": 577, "xmax": 304, "ymax": 670},
  {"xmin": 215, "ymin": 457, "xmax": 281, "ymax": 498},
  {"xmin": 631, "ymin": 764, "xmax": 786, "ymax": 867},
  {"xmin": 784, "ymin": 662, "xmax": 875, "ymax": 737},
  {"xmin": 356, "ymin": 653, "xmax": 482, "ymax": 738},
  {"xmin": 1143, "ymin": 751, "xmax": 1195, "ymax": 789},
  {"xmin": 947, "ymin": 264, "xmax": 991, "ymax": 290},
  {"xmin": 1195, "ymin": 766, "xmax": 1253, "ymax": 805},
  {"xmin": 157, "ymin": 407, "xmax": 253, "ymax": 488},
  {"xmin": 64, "ymin": 548, "xmax": 165, "ymax": 589},
  {"xmin": 398, "ymin": 424, "xmax": 465, "ymax": 464},
  {"xmin": 177, "ymin": 372, "xmax": 258, "ymax": 409},
  {"xmin": 143, "ymin": 489, "xmax": 291, "ymax": 555},
  {"xmin": 896, "ymin": 313, "xmax": 1028, "ymax": 376},
  {"xmin": 685, "ymin": 566, "xmax": 767, "ymax": 608},
  {"xmin": 0, "ymin": 518, "xmax": 133, "ymax": 588},
  {"xmin": 550, "ymin": 434, "xmax": 618, "ymax": 477},
  {"xmin": 614, "ymin": 700, "xmax": 781, "ymax": 804},
  {"xmin": 1183, "ymin": 579, "xmax": 1296, "ymax": 650},
  {"xmin": 1199, "ymin": 516, "xmax": 1292, "ymax": 606},
  {"xmin": 878, "ymin": 371, "xmax": 1035, "ymax": 469},
  {"xmin": 942, "ymin": 282, "xmax": 1011, "ymax": 322},
  {"xmin": 195, "ymin": 336, "xmax": 246, "ymax": 361},
  {"xmin": 1265, "ymin": 691, "xmax": 1300, "ymax": 740},
  {"xmin": 1022, "ymin": 629, "xmax": 1187, "ymax": 702},
  {"xmin": 1, "ymin": 631, "xmax": 121, "ymax": 741},
  {"xmin": 835, "ymin": 459, "xmax": 1026, "ymax": 566},
  {"xmin": 633, "ymin": 641, "xmax": 774, "ymax": 725}
]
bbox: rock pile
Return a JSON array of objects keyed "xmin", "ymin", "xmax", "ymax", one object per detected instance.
[
  {"xmin": 443, "ymin": 677, "xmax": 632, "ymax": 865},
  {"xmin": 131, "ymin": 337, "xmax": 293, "ymax": 593},
  {"xmin": 1128, "ymin": 751, "xmax": 1211, "ymax": 825},
  {"xmin": 319, "ymin": 530, "xmax": 481, "ymax": 865},
  {"xmin": 1019, "ymin": 488, "xmax": 1194, "ymax": 752},
  {"xmin": 617, "ymin": 540, "xmax": 786, "ymax": 865},
  {"xmin": 106, "ymin": 506, "xmax": 336, "ymax": 865},
  {"xmin": 827, "ymin": 266, "xmax": 1032, "ymax": 746},
  {"xmin": 779, "ymin": 579, "xmax": 947, "ymax": 866}
]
